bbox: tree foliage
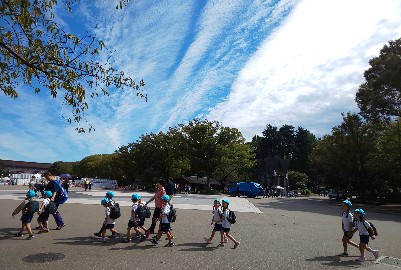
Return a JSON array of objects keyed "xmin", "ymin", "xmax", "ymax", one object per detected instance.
[
  {"xmin": 0, "ymin": 0, "xmax": 145, "ymax": 132},
  {"xmin": 356, "ymin": 38, "xmax": 401, "ymax": 121}
]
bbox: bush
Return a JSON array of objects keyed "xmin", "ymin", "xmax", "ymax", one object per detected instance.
[{"xmin": 304, "ymin": 189, "xmax": 312, "ymax": 196}]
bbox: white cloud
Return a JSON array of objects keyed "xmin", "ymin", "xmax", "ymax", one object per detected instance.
[{"xmin": 208, "ymin": 0, "xmax": 401, "ymax": 139}]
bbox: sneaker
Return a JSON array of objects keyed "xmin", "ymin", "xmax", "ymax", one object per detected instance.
[
  {"xmin": 152, "ymin": 235, "xmax": 158, "ymax": 239},
  {"xmin": 234, "ymin": 242, "xmax": 240, "ymax": 249},
  {"xmin": 164, "ymin": 242, "xmax": 174, "ymax": 247},
  {"xmin": 373, "ymin": 250, "xmax": 379, "ymax": 260},
  {"xmin": 132, "ymin": 235, "xmax": 140, "ymax": 240},
  {"xmin": 38, "ymin": 229, "xmax": 49, "ymax": 234},
  {"xmin": 204, "ymin": 238, "xmax": 212, "ymax": 244},
  {"xmin": 55, "ymin": 224, "xmax": 65, "ymax": 230},
  {"xmin": 218, "ymin": 243, "xmax": 225, "ymax": 247},
  {"xmin": 14, "ymin": 233, "xmax": 23, "ymax": 237},
  {"xmin": 108, "ymin": 234, "xmax": 116, "ymax": 239},
  {"xmin": 26, "ymin": 235, "xmax": 34, "ymax": 240},
  {"xmin": 338, "ymin": 252, "xmax": 349, "ymax": 257},
  {"xmin": 34, "ymin": 226, "xmax": 43, "ymax": 230},
  {"xmin": 94, "ymin": 233, "xmax": 101, "ymax": 237},
  {"xmin": 150, "ymin": 239, "xmax": 158, "ymax": 245},
  {"xmin": 122, "ymin": 238, "xmax": 131, "ymax": 243},
  {"xmin": 139, "ymin": 236, "xmax": 147, "ymax": 242},
  {"xmin": 356, "ymin": 256, "xmax": 366, "ymax": 262},
  {"xmin": 224, "ymin": 238, "xmax": 228, "ymax": 243}
]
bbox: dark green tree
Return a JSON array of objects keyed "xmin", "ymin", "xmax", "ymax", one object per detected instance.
[{"xmin": 356, "ymin": 38, "xmax": 401, "ymax": 121}]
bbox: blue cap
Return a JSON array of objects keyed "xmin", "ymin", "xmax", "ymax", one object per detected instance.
[
  {"xmin": 131, "ymin": 194, "xmax": 141, "ymax": 200},
  {"xmin": 222, "ymin": 198, "xmax": 230, "ymax": 205},
  {"xmin": 161, "ymin": 195, "xmax": 170, "ymax": 201},
  {"xmin": 355, "ymin": 208, "xmax": 365, "ymax": 215},
  {"xmin": 106, "ymin": 191, "xmax": 115, "ymax": 198},
  {"xmin": 101, "ymin": 198, "xmax": 110, "ymax": 205},
  {"xmin": 343, "ymin": 200, "xmax": 352, "ymax": 207},
  {"xmin": 214, "ymin": 199, "xmax": 221, "ymax": 204},
  {"xmin": 43, "ymin": 190, "xmax": 52, "ymax": 198},
  {"xmin": 26, "ymin": 190, "xmax": 36, "ymax": 199}
]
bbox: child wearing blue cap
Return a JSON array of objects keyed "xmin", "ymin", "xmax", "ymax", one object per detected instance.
[
  {"xmin": 122, "ymin": 194, "xmax": 146, "ymax": 243},
  {"xmin": 99, "ymin": 198, "xmax": 122, "ymax": 242},
  {"xmin": 220, "ymin": 199, "xmax": 240, "ymax": 249},
  {"xmin": 351, "ymin": 209, "xmax": 379, "ymax": 262},
  {"xmin": 204, "ymin": 199, "xmax": 223, "ymax": 244},
  {"xmin": 94, "ymin": 191, "xmax": 116, "ymax": 238},
  {"xmin": 151, "ymin": 195, "xmax": 174, "ymax": 247},
  {"xmin": 37, "ymin": 190, "xmax": 52, "ymax": 234},
  {"xmin": 338, "ymin": 200, "xmax": 358, "ymax": 256},
  {"xmin": 11, "ymin": 190, "xmax": 37, "ymax": 240}
]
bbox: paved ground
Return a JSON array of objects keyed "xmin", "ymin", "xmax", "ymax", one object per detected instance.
[{"xmin": 0, "ymin": 186, "xmax": 400, "ymax": 270}]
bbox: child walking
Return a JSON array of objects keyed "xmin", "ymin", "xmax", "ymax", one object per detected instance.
[
  {"xmin": 220, "ymin": 199, "xmax": 240, "ymax": 249},
  {"xmin": 94, "ymin": 191, "xmax": 115, "ymax": 237},
  {"xmin": 12, "ymin": 190, "xmax": 37, "ymax": 240},
  {"xmin": 122, "ymin": 194, "xmax": 146, "ymax": 243},
  {"xmin": 150, "ymin": 195, "xmax": 174, "ymax": 247},
  {"xmin": 338, "ymin": 200, "xmax": 358, "ymax": 256},
  {"xmin": 351, "ymin": 209, "xmax": 379, "ymax": 262},
  {"xmin": 99, "ymin": 198, "xmax": 122, "ymax": 242},
  {"xmin": 37, "ymin": 190, "xmax": 52, "ymax": 233},
  {"xmin": 204, "ymin": 199, "xmax": 223, "ymax": 244}
]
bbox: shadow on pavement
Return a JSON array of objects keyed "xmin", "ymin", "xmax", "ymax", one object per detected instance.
[
  {"xmin": 305, "ymin": 255, "xmax": 362, "ymax": 267},
  {"xmin": 175, "ymin": 242, "xmax": 217, "ymax": 252},
  {"xmin": 0, "ymin": 227, "xmax": 17, "ymax": 241},
  {"xmin": 54, "ymin": 236, "xmax": 122, "ymax": 246},
  {"xmin": 253, "ymin": 197, "xmax": 401, "ymax": 222}
]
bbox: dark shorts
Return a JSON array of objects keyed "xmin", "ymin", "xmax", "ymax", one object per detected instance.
[
  {"xmin": 105, "ymin": 224, "xmax": 115, "ymax": 229},
  {"xmin": 161, "ymin": 223, "xmax": 170, "ymax": 233},
  {"xmin": 343, "ymin": 231, "xmax": 352, "ymax": 239},
  {"xmin": 38, "ymin": 212, "xmax": 50, "ymax": 223},
  {"xmin": 128, "ymin": 219, "xmax": 144, "ymax": 228},
  {"xmin": 213, "ymin": 223, "xmax": 222, "ymax": 232},
  {"xmin": 222, "ymin": 227, "xmax": 230, "ymax": 233},
  {"xmin": 359, "ymin": 235, "xmax": 369, "ymax": 244},
  {"xmin": 21, "ymin": 213, "xmax": 34, "ymax": 224}
]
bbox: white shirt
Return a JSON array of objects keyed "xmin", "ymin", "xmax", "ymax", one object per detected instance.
[
  {"xmin": 355, "ymin": 220, "xmax": 371, "ymax": 236},
  {"xmin": 341, "ymin": 212, "xmax": 353, "ymax": 232},
  {"xmin": 41, "ymin": 198, "xmax": 50, "ymax": 213},
  {"xmin": 213, "ymin": 208, "xmax": 222, "ymax": 224},
  {"xmin": 105, "ymin": 207, "xmax": 115, "ymax": 224},
  {"xmin": 161, "ymin": 204, "xmax": 170, "ymax": 223},
  {"xmin": 221, "ymin": 208, "xmax": 231, "ymax": 229},
  {"xmin": 130, "ymin": 203, "xmax": 140, "ymax": 222}
]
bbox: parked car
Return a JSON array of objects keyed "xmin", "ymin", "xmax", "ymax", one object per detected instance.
[{"xmin": 327, "ymin": 189, "xmax": 345, "ymax": 199}]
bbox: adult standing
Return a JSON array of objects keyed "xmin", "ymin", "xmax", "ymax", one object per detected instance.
[
  {"xmin": 44, "ymin": 172, "xmax": 65, "ymax": 230},
  {"xmin": 144, "ymin": 180, "xmax": 166, "ymax": 236},
  {"xmin": 62, "ymin": 178, "xmax": 70, "ymax": 193},
  {"xmin": 166, "ymin": 178, "xmax": 175, "ymax": 202}
]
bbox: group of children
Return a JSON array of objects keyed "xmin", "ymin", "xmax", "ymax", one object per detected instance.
[
  {"xmin": 339, "ymin": 199, "xmax": 379, "ymax": 262},
  {"xmin": 15, "ymin": 189, "xmax": 382, "ymax": 257},
  {"xmin": 12, "ymin": 189, "xmax": 54, "ymax": 239},
  {"xmin": 95, "ymin": 192, "xmax": 240, "ymax": 248},
  {"xmin": 97, "ymin": 191, "xmax": 175, "ymax": 247}
]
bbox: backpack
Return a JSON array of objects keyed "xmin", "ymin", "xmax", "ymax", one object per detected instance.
[
  {"xmin": 109, "ymin": 203, "xmax": 121, "ymax": 219},
  {"xmin": 53, "ymin": 180, "xmax": 68, "ymax": 204},
  {"xmin": 167, "ymin": 205, "xmax": 177, "ymax": 223},
  {"xmin": 47, "ymin": 201, "xmax": 58, "ymax": 214},
  {"xmin": 226, "ymin": 209, "xmax": 236, "ymax": 224},
  {"xmin": 27, "ymin": 200, "xmax": 39, "ymax": 213},
  {"xmin": 363, "ymin": 221, "xmax": 378, "ymax": 236},
  {"xmin": 135, "ymin": 204, "xmax": 151, "ymax": 219}
]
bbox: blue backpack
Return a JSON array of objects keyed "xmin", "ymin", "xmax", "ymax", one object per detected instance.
[{"xmin": 53, "ymin": 180, "xmax": 68, "ymax": 204}]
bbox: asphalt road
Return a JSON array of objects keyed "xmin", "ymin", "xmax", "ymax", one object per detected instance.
[{"xmin": 0, "ymin": 188, "xmax": 400, "ymax": 270}]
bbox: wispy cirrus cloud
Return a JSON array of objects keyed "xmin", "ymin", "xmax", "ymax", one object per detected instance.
[{"xmin": 208, "ymin": 0, "xmax": 401, "ymax": 139}]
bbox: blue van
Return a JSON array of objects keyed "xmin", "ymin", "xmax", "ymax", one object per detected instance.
[{"xmin": 228, "ymin": 182, "xmax": 263, "ymax": 198}]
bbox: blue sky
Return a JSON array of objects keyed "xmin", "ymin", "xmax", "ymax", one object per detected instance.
[{"xmin": 1, "ymin": 0, "xmax": 401, "ymax": 163}]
